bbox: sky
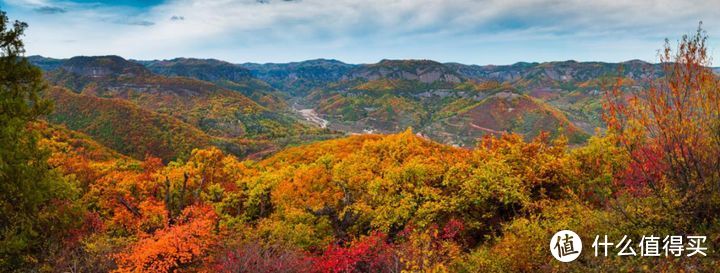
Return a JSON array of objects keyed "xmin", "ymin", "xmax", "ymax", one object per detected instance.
[{"xmin": 1, "ymin": 0, "xmax": 719, "ymax": 65}]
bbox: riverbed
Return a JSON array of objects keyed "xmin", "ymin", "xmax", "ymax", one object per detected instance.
[{"xmin": 297, "ymin": 108, "xmax": 329, "ymax": 128}]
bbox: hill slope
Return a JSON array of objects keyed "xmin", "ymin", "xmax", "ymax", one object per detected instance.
[
  {"xmin": 138, "ymin": 58, "xmax": 289, "ymax": 110},
  {"xmin": 29, "ymin": 55, "xmax": 662, "ymax": 151},
  {"xmin": 46, "ymin": 86, "xmax": 216, "ymax": 161},
  {"xmin": 344, "ymin": 59, "xmax": 464, "ymax": 84},
  {"xmin": 43, "ymin": 56, "xmax": 312, "ymax": 139},
  {"xmin": 423, "ymin": 91, "xmax": 588, "ymax": 145}
]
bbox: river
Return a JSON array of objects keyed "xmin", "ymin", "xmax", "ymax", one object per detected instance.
[{"xmin": 297, "ymin": 108, "xmax": 329, "ymax": 128}]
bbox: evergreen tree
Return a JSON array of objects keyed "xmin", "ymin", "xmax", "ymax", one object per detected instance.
[{"xmin": 0, "ymin": 10, "xmax": 70, "ymax": 270}]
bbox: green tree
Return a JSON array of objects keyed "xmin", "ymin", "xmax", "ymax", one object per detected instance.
[{"xmin": 0, "ymin": 10, "xmax": 71, "ymax": 270}]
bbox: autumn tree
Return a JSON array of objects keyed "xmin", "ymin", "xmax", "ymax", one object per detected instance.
[
  {"xmin": 114, "ymin": 205, "xmax": 218, "ymax": 273},
  {"xmin": 313, "ymin": 232, "xmax": 400, "ymax": 273},
  {"xmin": 604, "ymin": 25, "xmax": 720, "ymax": 230},
  {"xmin": 0, "ymin": 10, "xmax": 75, "ymax": 270}
]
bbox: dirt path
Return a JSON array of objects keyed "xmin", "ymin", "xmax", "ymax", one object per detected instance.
[{"xmin": 469, "ymin": 123, "xmax": 503, "ymax": 134}]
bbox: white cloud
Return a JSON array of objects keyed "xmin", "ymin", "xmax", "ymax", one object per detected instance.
[
  {"xmin": 4, "ymin": 0, "xmax": 50, "ymax": 6},
  {"xmin": 6, "ymin": 0, "xmax": 720, "ymax": 64}
]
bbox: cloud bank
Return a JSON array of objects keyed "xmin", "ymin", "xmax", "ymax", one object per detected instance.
[{"xmin": 2, "ymin": 0, "xmax": 719, "ymax": 64}]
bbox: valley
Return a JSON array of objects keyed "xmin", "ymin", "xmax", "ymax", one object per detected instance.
[{"xmin": 28, "ymin": 55, "xmax": 660, "ymax": 160}]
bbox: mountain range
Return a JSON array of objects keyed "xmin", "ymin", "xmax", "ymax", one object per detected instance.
[{"xmin": 28, "ymin": 55, "xmax": 663, "ymax": 160}]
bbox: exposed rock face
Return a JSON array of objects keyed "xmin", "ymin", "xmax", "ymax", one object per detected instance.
[
  {"xmin": 493, "ymin": 91, "xmax": 520, "ymax": 100},
  {"xmin": 48, "ymin": 56, "xmax": 223, "ymax": 98},
  {"xmin": 60, "ymin": 56, "xmax": 151, "ymax": 78}
]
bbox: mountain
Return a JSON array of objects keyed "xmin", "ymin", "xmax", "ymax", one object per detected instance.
[
  {"xmin": 46, "ymin": 84, "xmax": 300, "ymax": 162},
  {"xmin": 137, "ymin": 58, "xmax": 290, "ymax": 110},
  {"xmin": 423, "ymin": 91, "xmax": 587, "ymax": 145},
  {"xmin": 57, "ymin": 55, "xmax": 151, "ymax": 79},
  {"xmin": 27, "ymin": 55, "xmax": 65, "ymax": 71},
  {"xmin": 284, "ymin": 59, "xmax": 662, "ymax": 144},
  {"xmin": 42, "ymin": 56, "xmax": 312, "ymax": 139},
  {"xmin": 240, "ymin": 59, "xmax": 355, "ymax": 95},
  {"xmin": 29, "ymin": 55, "xmax": 664, "ymax": 151},
  {"xmin": 34, "ymin": 121, "xmax": 130, "ymax": 163},
  {"xmin": 46, "ymin": 86, "xmax": 217, "ymax": 161},
  {"xmin": 135, "ymin": 57, "xmax": 659, "ymax": 139},
  {"xmin": 344, "ymin": 59, "xmax": 464, "ymax": 84},
  {"xmin": 26, "ymin": 55, "xmax": 342, "ymax": 162},
  {"xmin": 304, "ymin": 77, "xmax": 585, "ymax": 144},
  {"xmin": 446, "ymin": 60, "xmax": 659, "ymax": 87},
  {"xmin": 139, "ymin": 57, "xmax": 253, "ymax": 82}
]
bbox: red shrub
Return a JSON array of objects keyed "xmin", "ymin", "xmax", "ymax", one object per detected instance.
[{"xmin": 313, "ymin": 232, "xmax": 400, "ymax": 273}]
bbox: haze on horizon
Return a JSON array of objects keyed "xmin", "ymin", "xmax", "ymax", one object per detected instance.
[{"xmin": 1, "ymin": 0, "xmax": 719, "ymax": 65}]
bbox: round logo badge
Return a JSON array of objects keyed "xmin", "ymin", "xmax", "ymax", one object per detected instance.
[{"xmin": 550, "ymin": 230, "xmax": 582, "ymax": 262}]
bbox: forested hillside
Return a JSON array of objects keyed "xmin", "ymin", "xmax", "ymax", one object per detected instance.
[
  {"xmin": 30, "ymin": 49, "xmax": 663, "ymax": 147},
  {"xmin": 3, "ymin": 9, "xmax": 719, "ymax": 273},
  {"xmin": 26, "ymin": 55, "xmax": 340, "ymax": 162},
  {"xmin": 163, "ymin": 55, "xmax": 660, "ymax": 145}
]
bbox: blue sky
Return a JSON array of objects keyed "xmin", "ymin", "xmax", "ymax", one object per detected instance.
[{"xmin": 1, "ymin": 0, "xmax": 718, "ymax": 65}]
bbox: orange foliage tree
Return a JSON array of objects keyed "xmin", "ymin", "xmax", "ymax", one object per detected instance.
[
  {"xmin": 604, "ymin": 25, "xmax": 720, "ymax": 229},
  {"xmin": 114, "ymin": 205, "xmax": 218, "ymax": 273}
]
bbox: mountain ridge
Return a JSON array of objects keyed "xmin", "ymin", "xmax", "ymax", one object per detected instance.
[{"xmin": 27, "ymin": 55, "xmax": 671, "ymax": 149}]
